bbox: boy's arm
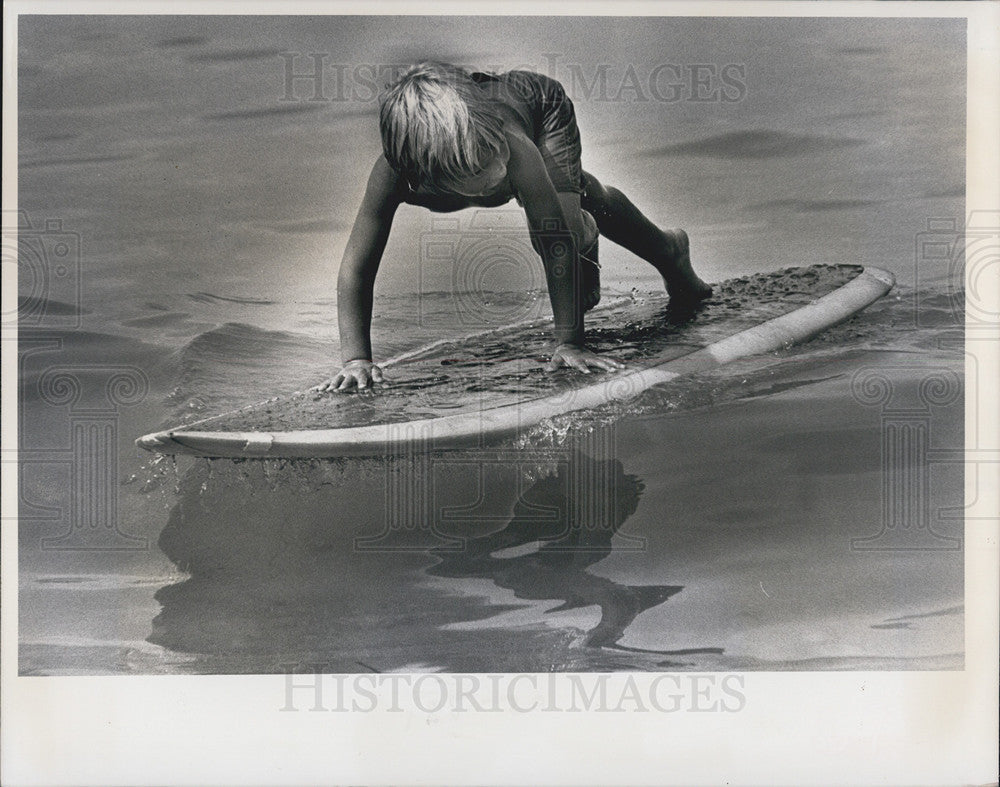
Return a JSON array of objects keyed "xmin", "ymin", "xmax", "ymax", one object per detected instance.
[
  {"xmin": 505, "ymin": 129, "xmax": 622, "ymax": 373},
  {"xmin": 506, "ymin": 130, "xmax": 583, "ymax": 346},
  {"xmin": 318, "ymin": 156, "xmax": 402, "ymax": 391}
]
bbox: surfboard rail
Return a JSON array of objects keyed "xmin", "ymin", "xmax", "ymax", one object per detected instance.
[{"xmin": 137, "ymin": 267, "xmax": 894, "ymax": 458}]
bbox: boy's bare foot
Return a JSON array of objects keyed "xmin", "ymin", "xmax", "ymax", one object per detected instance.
[{"xmin": 662, "ymin": 229, "xmax": 713, "ymax": 305}]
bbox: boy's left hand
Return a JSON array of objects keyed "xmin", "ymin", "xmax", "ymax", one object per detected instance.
[{"xmin": 546, "ymin": 343, "xmax": 624, "ymax": 375}]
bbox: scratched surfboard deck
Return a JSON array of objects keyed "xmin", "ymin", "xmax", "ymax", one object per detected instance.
[{"xmin": 137, "ymin": 264, "xmax": 893, "ymax": 457}]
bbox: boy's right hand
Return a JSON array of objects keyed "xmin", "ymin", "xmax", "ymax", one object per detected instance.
[
  {"xmin": 314, "ymin": 360, "xmax": 384, "ymax": 392},
  {"xmin": 546, "ymin": 343, "xmax": 624, "ymax": 375}
]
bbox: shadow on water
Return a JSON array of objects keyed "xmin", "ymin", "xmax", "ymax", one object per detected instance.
[{"xmin": 149, "ymin": 435, "xmax": 719, "ymax": 673}]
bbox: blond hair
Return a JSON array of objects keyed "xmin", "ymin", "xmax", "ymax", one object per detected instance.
[{"xmin": 379, "ymin": 62, "xmax": 507, "ymax": 189}]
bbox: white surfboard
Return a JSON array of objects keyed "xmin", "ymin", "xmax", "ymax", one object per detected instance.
[{"xmin": 137, "ymin": 265, "xmax": 894, "ymax": 458}]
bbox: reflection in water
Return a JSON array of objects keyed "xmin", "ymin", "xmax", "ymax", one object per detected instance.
[
  {"xmin": 149, "ymin": 438, "xmax": 716, "ymax": 673},
  {"xmin": 428, "ymin": 452, "xmax": 716, "ymax": 657}
]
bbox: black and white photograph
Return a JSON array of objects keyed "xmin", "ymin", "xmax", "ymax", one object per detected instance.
[{"xmin": 3, "ymin": 2, "xmax": 998, "ymax": 785}]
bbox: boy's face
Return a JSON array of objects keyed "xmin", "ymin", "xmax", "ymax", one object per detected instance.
[{"xmin": 439, "ymin": 141, "xmax": 510, "ymax": 197}]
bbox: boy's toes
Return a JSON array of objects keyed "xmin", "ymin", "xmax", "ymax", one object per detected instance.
[{"xmin": 667, "ymin": 281, "xmax": 713, "ymax": 306}]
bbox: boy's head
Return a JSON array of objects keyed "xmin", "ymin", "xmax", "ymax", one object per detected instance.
[{"xmin": 379, "ymin": 62, "xmax": 507, "ymax": 190}]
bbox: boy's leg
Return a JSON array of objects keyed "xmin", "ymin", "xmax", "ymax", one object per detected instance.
[{"xmin": 580, "ymin": 171, "xmax": 712, "ymax": 303}]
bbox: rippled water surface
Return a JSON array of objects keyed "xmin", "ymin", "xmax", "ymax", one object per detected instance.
[{"xmin": 17, "ymin": 16, "xmax": 967, "ymax": 674}]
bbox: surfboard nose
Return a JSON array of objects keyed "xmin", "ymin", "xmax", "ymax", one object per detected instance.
[{"xmin": 135, "ymin": 431, "xmax": 175, "ymax": 451}]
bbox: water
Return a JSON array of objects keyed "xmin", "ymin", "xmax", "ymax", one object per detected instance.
[{"xmin": 16, "ymin": 16, "xmax": 966, "ymax": 674}]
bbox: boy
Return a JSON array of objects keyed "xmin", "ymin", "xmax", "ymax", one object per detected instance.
[{"xmin": 318, "ymin": 63, "xmax": 712, "ymax": 392}]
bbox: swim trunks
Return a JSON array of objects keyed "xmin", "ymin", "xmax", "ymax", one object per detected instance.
[{"xmin": 475, "ymin": 70, "xmax": 584, "ymax": 195}]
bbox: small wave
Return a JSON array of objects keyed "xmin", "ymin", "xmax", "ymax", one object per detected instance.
[
  {"xmin": 166, "ymin": 323, "xmax": 331, "ymax": 420},
  {"xmin": 644, "ymin": 130, "xmax": 866, "ymax": 160},
  {"xmin": 749, "ymin": 198, "xmax": 884, "ymax": 213},
  {"xmin": 17, "ymin": 295, "xmax": 91, "ymax": 318},
  {"xmin": 120, "ymin": 311, "xmax": 192, "ymax": 328},
  {"xmin": 20, "ymin": 153, "xmax": 136, "ymax": 170},
  {"xmin": 187, "ymin": 292, "xmax": 277, "ymax": 306},
  {"xmin": 173, "ymin": 322, "xmax": 306, "ymax": 363},
  {"xmin": 264, "ymin": 218, "xmax": 346, "ymax": 235},
  {"xmin": 18, "ymin": 329, "xmax": 159, "ymax": 357},
  {"xmin": 186, "ymin": 47, "xmax": 282, "ymax": 64},
  {"xmin": 156, "ymin": 35, "xmax": 208, "ymax": 49},
  {"xmin": 203, "ymin": 104, "xmax": 327, "ymax": 122}
]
